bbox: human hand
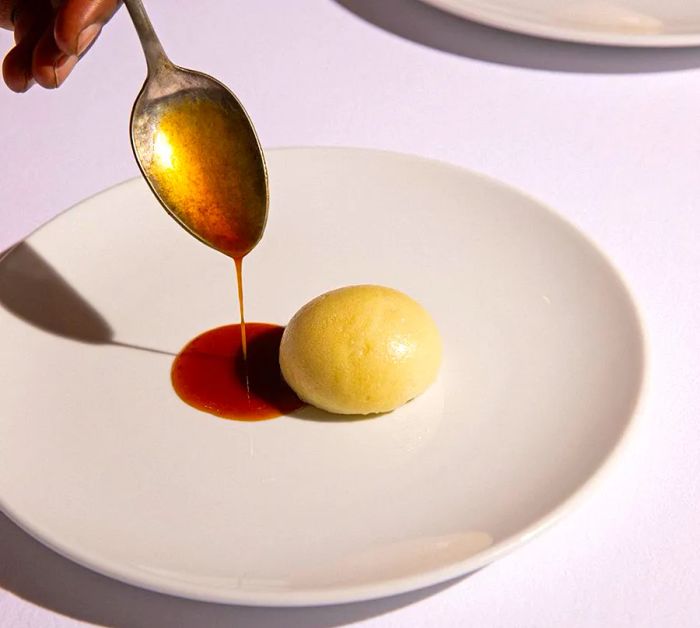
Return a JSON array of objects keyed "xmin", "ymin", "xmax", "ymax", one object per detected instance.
[{"xmin": 1, "ymin": 0, "xmax": 120, "ymax": 92}]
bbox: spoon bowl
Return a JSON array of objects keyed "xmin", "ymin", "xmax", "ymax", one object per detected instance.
[{"xmin": 125, "ymin": 0, "xmax": 268, "ymax": 258}]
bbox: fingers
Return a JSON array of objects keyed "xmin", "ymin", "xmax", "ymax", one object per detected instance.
[
  {"xmin": 3, "ymin": 39, "xmax": 34, "ymax": 91},
  {"xmin": 3, "ymin": 0, "xmax": 52, "ymax": 92},
  {"xmin": 12, "ymin": 0, "xmax": 51, "ymax": 43},
  {"xmin": 3, "ymin": 0, "xmax": 120, "ymax": 91},
  {"xmin": 32, "ymin": 18, "xmax": 77, "ymax": 88},
  {"xmin": 0, "ymin": 1, "xmax": 16, "ymax": 30},
  {"xmin": 54, "ymin": 0, "xmax": 120, "ymax": 56}
]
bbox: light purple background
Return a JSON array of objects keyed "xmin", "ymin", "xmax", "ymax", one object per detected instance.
[{"xmin": 1, "ymin": 1, "xmax": 700, "ymax": 626}]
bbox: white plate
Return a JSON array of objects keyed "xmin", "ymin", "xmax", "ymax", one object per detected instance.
[
  {"xmin": 419, "ymin": 0, "xmax": 700, "ymax": 46},
  {"xmin": 0, "ymin": 148, "xmax": 645, "ymax": 606}
]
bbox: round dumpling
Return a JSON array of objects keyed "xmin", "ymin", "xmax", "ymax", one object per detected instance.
[{"xmin": 279, "ymin": 285, "xmax": 442, "ymax": 415}]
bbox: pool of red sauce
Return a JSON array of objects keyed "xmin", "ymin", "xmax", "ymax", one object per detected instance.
[{"xmin": 171, "ymin": 323, "xmax": 303, "ymax": 421}]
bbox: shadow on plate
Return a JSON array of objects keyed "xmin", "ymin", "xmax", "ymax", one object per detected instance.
[
  {"xmin": 334, "ymin": 0, "xmax": 700, "ymax": 73},
  {"xmin": 0, "ymin": 243, "xmax": 174, "ymax": 356},
  {"xmin": 0, "ymin": 512, "xmax": 474, "ymax": 628},
  {"xmin": 290, "ymin": 404, "xmax": 388, "ymax": 423}
]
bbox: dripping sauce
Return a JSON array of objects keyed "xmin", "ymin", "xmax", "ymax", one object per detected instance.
[{"xmin": 234, "ymin": 256, "xmax": 247, "ymax": 359}]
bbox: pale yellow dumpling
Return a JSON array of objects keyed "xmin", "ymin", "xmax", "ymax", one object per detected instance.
[{"xmin": 279, "ymin": 285, "xmax": 442, "ymax": 415}]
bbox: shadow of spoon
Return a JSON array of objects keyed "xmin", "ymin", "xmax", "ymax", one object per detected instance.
[{"xmin": 0, "ymin": 243, "xmax": 174, "ymax": 356}]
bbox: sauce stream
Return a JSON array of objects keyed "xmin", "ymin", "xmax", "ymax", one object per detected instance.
[{"xmin": 234, "ymin": 256, "xmax": 247, "ymax": 360}]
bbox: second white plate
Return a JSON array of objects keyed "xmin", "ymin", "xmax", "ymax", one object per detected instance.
[
  {"xmin": 0, "ymin": 148, "xmax": 645, "ymax": 606},
  {"xmin": 419, "ymin": 0, "xmax": 700, "ymax": 46}
]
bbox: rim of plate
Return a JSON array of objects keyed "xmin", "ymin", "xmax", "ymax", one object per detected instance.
[
  {"xmin": 0, "ymin": 147, "xmax": 649, "ymax": 606},
  {"xmin": 419, "ymin": 0, "xmax": 700, "ymax": 47}
]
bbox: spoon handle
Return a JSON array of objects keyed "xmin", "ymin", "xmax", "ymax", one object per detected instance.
[{"xmin": 123, "ymin": 0, "xmax": 171, "ymax": 76}]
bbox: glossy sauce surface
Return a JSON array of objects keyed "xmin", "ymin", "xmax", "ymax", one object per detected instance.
[
  {"xmin": 172, "ymin": 323, "xmax": 304, "ymax": 421},
  {"xmin": 145, "ymin": 97, "xmax": 267, "ymax": 258}
]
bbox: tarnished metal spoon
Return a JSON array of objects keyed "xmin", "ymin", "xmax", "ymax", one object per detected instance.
[{"xmin": 124, "ymin": 0, "xmax": 268, "ymax": 259}]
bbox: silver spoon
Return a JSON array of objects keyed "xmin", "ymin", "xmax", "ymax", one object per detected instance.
[{"xmin": 123, "ymin": 0, "xmax": 268, "ymax": 259}]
